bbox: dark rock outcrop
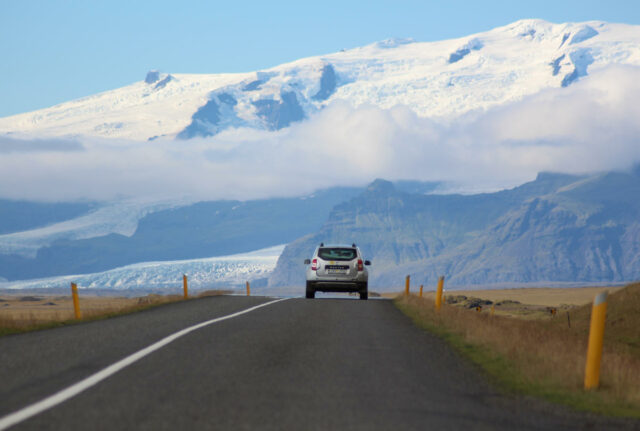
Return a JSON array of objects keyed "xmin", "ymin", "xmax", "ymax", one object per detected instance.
[
  {"xmin": 177, "ymin": 99, "xmax": 221, "ymax": 139},
  {"xmin": 312, "ymin": 64, "xmax": 337, "ymax": 101},
  {"xmin": 253, "ymin": 91, "xmax": 305, "ymax": 130}
]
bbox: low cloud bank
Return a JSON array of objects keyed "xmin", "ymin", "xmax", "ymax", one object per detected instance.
[
  {"xmin": 2, "ymin": 65, "xmax": 640, "ymax": 202},
  {"xmin": 0, "ymin": 135, "xmax": 84, "ymax": 153}
]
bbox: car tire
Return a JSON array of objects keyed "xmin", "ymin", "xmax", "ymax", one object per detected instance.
[
  {"xmin": 306, "ymin": 281, "xmax": 315, "ymax": 299},
  {"xmin": 359, "ymin": 283, "xmax": 368, "ymax": 300}
]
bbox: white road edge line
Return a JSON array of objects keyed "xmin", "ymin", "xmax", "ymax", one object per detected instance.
[{"xmin": 0, "ymin": 298, "xmax": 289, "ymax": 430}]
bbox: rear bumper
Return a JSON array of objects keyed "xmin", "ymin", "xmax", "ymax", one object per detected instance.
[{"xmin": 308, "ymin": 280, "xmax": 367, "ymax": 293}]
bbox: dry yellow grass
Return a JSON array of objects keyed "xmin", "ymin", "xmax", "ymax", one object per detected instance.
[
  {"xmin": 402, "ymin": 286, "xmax": 623, "ymax": 307},
  {"xmin": 547, "ymin": 284, "xmax": 640, "ymax": 358},
  {"xmin": 387, "ymin": 285, "xmax": 624, "ymax": 306},
  {"xmin": 395, "ymin": 282, "xmax": 640, "ymax": 416},
  {"xmin": 442, "ymin": 286, "xmax": 625, "ymax": 307},
  {"xmin": 0, "ymin": 290, "xmax": 229, "ymax": 335}
]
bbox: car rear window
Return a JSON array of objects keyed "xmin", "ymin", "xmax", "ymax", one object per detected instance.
[{"xmin": 318, "ymin": 247, "xmax": 357, "ymax": 261}]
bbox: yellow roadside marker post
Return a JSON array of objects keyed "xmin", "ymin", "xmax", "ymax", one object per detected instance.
[
  {"xmin": 246, "ymin": 281, "xmax": 251, "ymax": 296},
  {"xmin": 435, "ymin": 276, "xmax": 444, "ymax": 311},
  {"xmin": 585, "ymin": 291, "xmax": 608, "ymax": 390},
  {"xmin": 419, "ymin": 285, "xmax": 423, "ymax": 298},
  {"xmin": 70, "ymin": 282, "xmax": 82, "ymax": 319},
  {"xmin": 490, "ymin": 304, "xmax": 495, "ymax": 316},
  {"xmin": 405, "ymin": 275, "xmax": 410, "ymax": 296},
  {"xmin": 183, "ymin": 275, "xmax": 188, "ymax": 299}
]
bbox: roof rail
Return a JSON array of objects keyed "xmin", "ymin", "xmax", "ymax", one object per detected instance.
[
  {"xmin": 320, "ymin": 242, "xmax": 324, "ymax": 247},
  {"xmin": 352, "ymin": 243, "xmax": 356, "ymax": 247}
]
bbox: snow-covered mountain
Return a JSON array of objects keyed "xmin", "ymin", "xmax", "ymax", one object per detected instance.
[{"xmin": 2, "ymin": 19, "xmax": 639, "ymax": 141}]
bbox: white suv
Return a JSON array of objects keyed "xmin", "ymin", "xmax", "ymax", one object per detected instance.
[{"xmin": 304, "ymin": 243, "xmax": 371, "ymax": 300}]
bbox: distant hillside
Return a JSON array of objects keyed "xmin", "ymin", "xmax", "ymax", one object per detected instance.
[
  {"xmin": 0, "ymin": 187, "xmax": 362, "ymax": 281},
  {"xmin": 269, "ymin": 169, "xmax": 640, "ymax": 289},
  {"xmin": 0, "ymin": 200, "xmax": 94, "ymax": 235}
]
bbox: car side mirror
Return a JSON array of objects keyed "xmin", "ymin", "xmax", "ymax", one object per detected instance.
[
  {"xmin": 304, "ymin": 259, "xmax": 311, "ymax": 265},
  {"xmin": 364, "ymin": 260, "xmax": 371, "ymax": 266}
]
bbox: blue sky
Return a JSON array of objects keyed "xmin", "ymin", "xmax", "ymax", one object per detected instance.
[{"xmin": 1, "ymin": 0, "xmax": 639, "ymax": 118}]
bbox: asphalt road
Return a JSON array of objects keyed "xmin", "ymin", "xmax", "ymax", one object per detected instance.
[{"xmin": 0, "ymin": 295, "xmax": 637, "ymax": 430}]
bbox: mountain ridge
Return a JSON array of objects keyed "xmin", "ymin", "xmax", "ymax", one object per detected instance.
[
  {"xmin": 2, "ymin": 19, "xmax": 639, "ymax": 140},
  {"xmin": 268, "ymin": 169, "xmax": 640, "ymax": 289}
]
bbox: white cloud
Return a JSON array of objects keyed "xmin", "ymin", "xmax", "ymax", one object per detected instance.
[
  {"xmin": 0, "ymin": 135, "xmax": 84, "ymax": 153},
  {"xmin": 1, "ymin": 65, "xmax": 640, "ymax": 202}
]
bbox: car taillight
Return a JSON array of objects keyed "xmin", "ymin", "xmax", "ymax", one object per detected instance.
[
  {"xmin": 311, "ymin": 258, "xmax": 318, "ymax": 271},
  {"xmin": 357, "ymin": 259, "xmax": 363, "ymax": 271}
]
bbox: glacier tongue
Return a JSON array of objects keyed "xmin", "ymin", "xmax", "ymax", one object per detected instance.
[
  {"xmin": 0, "ymin": 198, "xmax": 189, "ymax": 258},
  {"xmin": 0, "ymin": 245, "xmax": 285, "ymax": 291}
]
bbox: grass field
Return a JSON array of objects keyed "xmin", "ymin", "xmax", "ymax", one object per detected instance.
[
  {"xmin": 385, "ymin": 285, "xmax": 623, "ymax": 304},
  {"xmin": 440, "ymin": 286, "xmax": 624, "ymax": 306},
  {"xmin": 395, "ymin": 282, "xmax": 640, "ymax": 417},
  {"xmin": 0, "ymin": 289, "xmax": 229, "ymax": 336}
]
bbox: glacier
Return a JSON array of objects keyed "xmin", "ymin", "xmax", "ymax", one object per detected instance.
[
  {"xmin": 1, "ymin": 19, "xmax": 640, "ymax": 141},
  {"xmin": 0, "ymin": 245, "xmax": 285, "ymax": 292},
  {"xmin": 0, "ymin": 198, "xmax": 189, "ymax": 257}
]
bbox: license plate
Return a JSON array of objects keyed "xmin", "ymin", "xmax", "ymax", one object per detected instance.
[{"xmin": 327, "ymin": 269, "xmax": 347, "ymax": 274}]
